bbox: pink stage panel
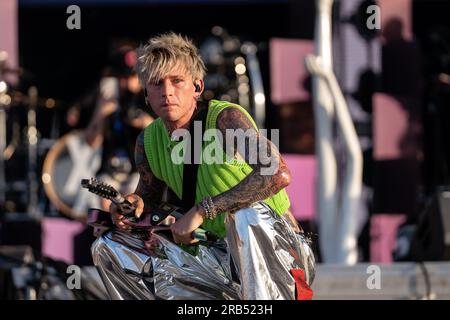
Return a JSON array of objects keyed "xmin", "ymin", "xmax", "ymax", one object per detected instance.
[
  {"xmin": 270, "ymin": 38, "xmax": 314, "ymax": 105},
  {"xmin": 0, "ymin": 0, "xmax": 18, "ymax": 84},
  {"xmin": 379, "ymin": 0, "xmax": 412, "ymax": 42},
  {"xmin": 282, "ymin": 154, "xmax": 316, "ymax": 221},
  {"xmin": 370, "ymin": 214, "xmax": 406, "ymax": 263},
  {"xmin": 373, "ymin": 93, "xmax": 409, "ymax": 161},
  {"xmin": 42, "ymin": 218, "xmax": 86, "ymax": 264}
]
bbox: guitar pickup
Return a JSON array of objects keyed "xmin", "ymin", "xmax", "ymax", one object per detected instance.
[{"xmin": 150, "ymin": 202, "xmax": 184, "ymax": 226}]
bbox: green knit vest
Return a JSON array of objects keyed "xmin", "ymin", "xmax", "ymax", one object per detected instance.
[{"xmin": 143, "ymin": 99, "xmax": 291, "ymax": 237}]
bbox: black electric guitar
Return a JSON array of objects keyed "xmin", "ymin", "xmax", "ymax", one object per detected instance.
[{"xmin": 81, "ymin": 178, "xmax": 213, "ymax": 242}]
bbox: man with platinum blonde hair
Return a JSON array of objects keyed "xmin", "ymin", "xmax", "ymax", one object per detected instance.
[
  {"xmin": 91, "ymin": 32, "xmax": 316, "ymax": 300},
  {"xmin": 136, "ymin": 32, "xmax": 206, "ymax": 88}
]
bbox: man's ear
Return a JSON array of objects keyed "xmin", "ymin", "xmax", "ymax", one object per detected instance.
[
  {"xmin": 194, "ymin": 80, "xmax": 204, "ymax": 96},
  {"xmin": 143, "ymin": 88, "xmax": 150, "ymax": 106}
]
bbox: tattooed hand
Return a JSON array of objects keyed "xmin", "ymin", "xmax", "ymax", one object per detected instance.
[
  {"xmin": 170, "ymin": 204, "xmax": 206, "ymax": 245},
  {"xmin": 111, "ymin": 131, "xmax": 166, "ymax": 228}
]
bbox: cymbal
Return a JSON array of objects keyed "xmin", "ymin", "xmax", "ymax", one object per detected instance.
[{"xmin": 6, "ymin": 90, "xmax": 62, "ymax": 109}]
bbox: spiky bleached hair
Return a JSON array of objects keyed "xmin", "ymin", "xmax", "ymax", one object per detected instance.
[{"xmin": 136, "ymin": 32, "xmax": 206, "ymax": 86}]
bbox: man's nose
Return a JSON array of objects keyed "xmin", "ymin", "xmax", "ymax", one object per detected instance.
[{"xmin": 161, "ymin": 81, "xmax": 174, "ymax": 97}]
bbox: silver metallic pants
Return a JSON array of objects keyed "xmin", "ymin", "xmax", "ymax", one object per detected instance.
[{"xmin": 91, "ymin": 202, "xmax": 315, "ymax": 300}]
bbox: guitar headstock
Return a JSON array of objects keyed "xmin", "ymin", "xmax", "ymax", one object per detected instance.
[{"xmin": 81, "ymin": 178, "xmax": 118, "ymax": 201}]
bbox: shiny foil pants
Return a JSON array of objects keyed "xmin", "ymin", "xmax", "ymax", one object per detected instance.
[{"xmin": 91, "ymin": 202, "xmax": 315, "ymax": 300}]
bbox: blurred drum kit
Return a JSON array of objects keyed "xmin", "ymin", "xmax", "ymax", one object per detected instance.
[
  {"xmin": 0, "ymin": 51, "xmax": 41, "ymax": 219},
  {"xmin": 0, "ymin": 50, "xmax": 101, "ymax": 221},
  {"xmin": 0, "ymin": 26, "xmax": 267, "ymax": 222},
  {"xmin": 200, "ymin": 26, "xmax": 267, "ymax": 129}
]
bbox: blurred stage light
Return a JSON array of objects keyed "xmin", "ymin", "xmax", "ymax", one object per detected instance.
[
  {"xmin": 46, "ymin": 98, "xmax": 56, "ymax": 108},
  {"xmin": 235, "ymin": 63, "xmax": 246, "ymax": 75},
  {"xmin": 255, "ymin": 93, "xmax": 265, "ymax": 104}
]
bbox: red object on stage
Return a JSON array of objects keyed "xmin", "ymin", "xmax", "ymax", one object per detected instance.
[{"xmin": 290, "ymin": 269, "xmax": 314, "ymax": 300}]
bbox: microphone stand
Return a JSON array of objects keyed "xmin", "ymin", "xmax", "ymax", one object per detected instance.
[
  {"xmin": 0, "ymin": 51, "xmax": 11, "ymax": 212},
  {"xmin": 241, "ymin": 42, "xmax": 266, "ymax": 129},
  {"xmin": 26, "ymin": 86, "xmax": 41, "ymax": 220},
  {"xmin": 0, "ymin": 90, "xmax": 7, "ymax": 212}
]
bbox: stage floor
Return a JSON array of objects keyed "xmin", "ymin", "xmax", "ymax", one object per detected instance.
[
  {"xmin": 81, "ymin": 262, "xmax": 450, "ymax": 300},
  {"xmin": 311, "ymin": 262, "xmax": 450, "ymax": 300}
]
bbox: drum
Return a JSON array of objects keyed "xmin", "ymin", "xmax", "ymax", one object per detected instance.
[{"xmin": 42, "ymin": 130, "xmax": 102, "ymax": 221}]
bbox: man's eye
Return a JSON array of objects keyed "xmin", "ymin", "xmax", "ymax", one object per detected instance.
[{"xmin": 173, "ymin": 79, "xmax": 183, "ymax": 84}]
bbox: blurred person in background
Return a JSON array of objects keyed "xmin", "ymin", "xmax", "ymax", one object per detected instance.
[{"xmin": 84, "ymin": 44, "xmax": 154, "ymax": 211}]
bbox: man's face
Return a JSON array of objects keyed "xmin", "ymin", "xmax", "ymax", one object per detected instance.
[{"xmin": 145, "ymin": 64, "xmax": 198, "ymax": 123}]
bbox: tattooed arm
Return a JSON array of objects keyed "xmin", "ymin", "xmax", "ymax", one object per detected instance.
[
  {"xmin": 211, "ymin": 107, "xmax": 292, "ymax": 214},
  {"xmin": 110, "ymin": 130, "xmax": 166, "ymax": 231},
  {"xmin": 133, "ymin": 130, "xmax": 166, "ymax": 211},
  {"xmin": 170, "ymin": 107, "xmax": 296, "ymax": 244}
]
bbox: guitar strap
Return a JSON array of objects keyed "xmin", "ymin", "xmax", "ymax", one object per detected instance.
[{"xmin": 180, "ymin": 101, "xmax": 209, "ymax": 212}]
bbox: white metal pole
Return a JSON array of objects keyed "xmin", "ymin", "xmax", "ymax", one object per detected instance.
[{"xmin": 312, "ymin": 0, "xmax": 338, "ymax": 263}]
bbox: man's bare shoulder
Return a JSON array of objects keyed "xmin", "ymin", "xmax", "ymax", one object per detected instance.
[
  {"xmin": 134, "ymin": 128, "xmax": 166, "ymax": 201},
  {"xmin": 215, "ymin": 106, "xmax": 255, "ymax": 131}
]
